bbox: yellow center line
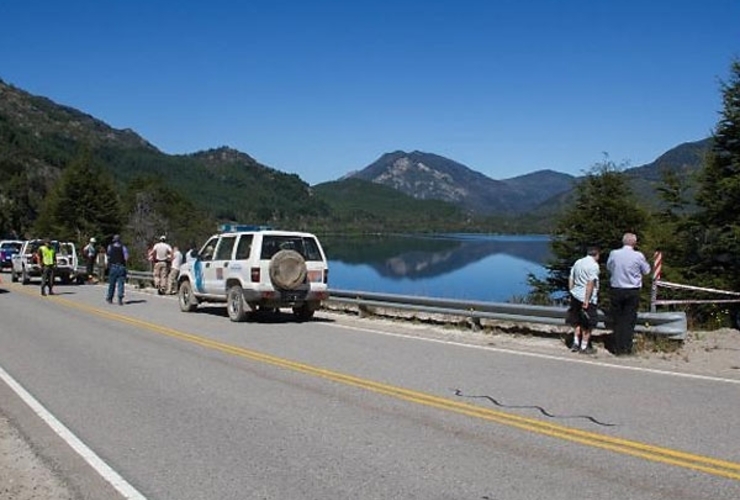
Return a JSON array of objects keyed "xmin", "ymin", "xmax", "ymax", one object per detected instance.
[{"xmin": 25, "ymin": 289, "xmax": 740, "ymax": 481}]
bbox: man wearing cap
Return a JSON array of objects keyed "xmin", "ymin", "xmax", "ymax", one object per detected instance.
[
  {"xmin": 106, "ymin": 234, "xmax": 129, "ymax": 305},
  {"xmin": 151, "ymin": 235, "xmax": 173, "ymax": 295},
  {"xmin": 82, "ymin": 237, "xmax": 98, "ymax": 282}
]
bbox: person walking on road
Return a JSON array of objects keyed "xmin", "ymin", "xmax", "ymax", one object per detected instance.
[
  {"xmin": 606, "ymin": 232, "xmax": 651, "ymax": 356},
  {"xmin": 106, "ymin": 234, "xmax": 129, "ymax": 305},
  {"xmin": 567, "ymin": 246, "xmax": 600, "ymax": 354},
  {"xmin": 38, "ymin": 239, "xmax": 56, "ymax": 296},
  {"xmin": 151, "ymin": 235, "xmax": 173, "ymax": 295}
]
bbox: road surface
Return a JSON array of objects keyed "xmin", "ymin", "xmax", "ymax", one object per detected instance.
[{"xmin": 0, "ymin": 282, "xmax": 739, "ymax": 499}]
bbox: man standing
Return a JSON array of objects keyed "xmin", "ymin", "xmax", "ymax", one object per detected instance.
[
  {"xmin": 151, "ymin": 235, "xmax": 173, "ymax": 295},
  {"xmin": 607, "ymin": 232, "xmax": 651, "ymax": 356},
  {"xmin": 37, "ymin": 239, "xmax": 56, "ymax": 296},
  {"xmin": 82, "ymin": 237, "xmax": 97, "ymax": 282},
  {"xmin": 167, "ymin": 245, "xmax": 183, "ymax": 295},
  {"xmin": 568, "ymin": 246, "xmax": 600, "ymax": 354},
  {"xmin": 106, "ymin": 234, "xmax": 129, "ymax": 305}
]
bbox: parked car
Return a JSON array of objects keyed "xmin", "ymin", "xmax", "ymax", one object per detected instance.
[
  {"xmin": 177, "ymin": 225, "xmax": 329, "ymax": 322},
  {"xmin": 11, "ymin": 239, "xmax": 79, "ymax": 284},
  {"xmin": 0, "ymin": 240, "xmax": 23, "ymax": 270}
]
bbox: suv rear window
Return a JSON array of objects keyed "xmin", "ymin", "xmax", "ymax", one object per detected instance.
[{"xmin": 260, "ymin": 235, "xmax": 323, "ymax": 261}]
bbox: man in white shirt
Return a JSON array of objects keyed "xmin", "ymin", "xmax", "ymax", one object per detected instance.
[
  {"xmin": 607, "ymin": 232, "xmax": 651, "ymax": 355},
  {"xmin": 151, "ymin": 235, "xmax": 173, "ymax": 295},
  {"xmin": 568, "ymin": 246, "xmax": 600, "ymax": 354}
]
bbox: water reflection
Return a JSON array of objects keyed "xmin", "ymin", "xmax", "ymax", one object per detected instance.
[{"xmin": 322, "ymin": 234, "xmax": 552, "ymax": 302}]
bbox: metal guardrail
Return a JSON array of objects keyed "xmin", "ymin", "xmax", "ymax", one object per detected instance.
[
  {"xmin": 110, "ymin": 271, "xmax": 688, "ymax": 339},
  {"xmin": 327, "ymin": 289, "xmax": 688, "ymax": 340}
]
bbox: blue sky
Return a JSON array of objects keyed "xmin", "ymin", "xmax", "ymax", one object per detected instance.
[{"xmin": 1, "ymin": 1, "xmax": 738, "ymax": 185}]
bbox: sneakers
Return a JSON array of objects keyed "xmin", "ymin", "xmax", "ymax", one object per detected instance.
[
  {"xmin": 105, "ymin": 298, "xmax": 113, "ymax": 304},
  {"xmin": 570, "ymin": 343, "xmax": 580, "ymax": 352},
  {"xmin": 580, "ymin": 346, "xmax": 597, "ymax": 355},
  {"xmin": 118, "ymin": 298, "xmax": 124, "ymax": 306}
]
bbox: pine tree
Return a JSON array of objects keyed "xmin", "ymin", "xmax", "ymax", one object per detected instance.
[
  {"xmin": 34, "ymin": 149, "xmax": 123, "ymax": 243},
  {"xmin": 692, "ymin": 59, "xmax": 740, "ymax": 291},
  {"xmin": 531, "ymin": 157, "xmax": 649, "ymax": 303}
]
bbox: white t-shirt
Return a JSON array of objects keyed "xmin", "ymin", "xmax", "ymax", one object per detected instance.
[
  {"xmin": 569, "ymin": 255, "xmax": 600, "ymax": 304},
  {"xmin": 152, "ymin": 242, "xmax": 172, "ymax": 262}
]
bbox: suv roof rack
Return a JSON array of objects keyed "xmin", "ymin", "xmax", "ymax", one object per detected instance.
[{"xmin": 218, "ymin": 224, "xmax": 273, "ymax": 233}]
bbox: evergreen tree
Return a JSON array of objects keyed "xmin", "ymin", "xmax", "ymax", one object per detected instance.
[
  {"xmin": 531, "ymin": 157, "xmax": 649, "ymax": 303},
  {"xmin": 34, "ymin": 149, "xmax": 123, "ymax": 243},
  {"xmin": 692, "ymin": 59, "xmax": 740, "ymax": 291},
  {"xmin": 649, "ymin": 165, "xmax": 696, "ymax": 284}
]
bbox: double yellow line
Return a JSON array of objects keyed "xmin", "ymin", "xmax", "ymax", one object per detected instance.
[{"xmin": 40, "ymin": 291, "xmax": 740, "ymax": 481}]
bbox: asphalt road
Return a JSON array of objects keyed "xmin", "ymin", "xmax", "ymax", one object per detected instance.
[{"xmin": 0, "ymin": 281, "xmax": 739, "ymax": 499}]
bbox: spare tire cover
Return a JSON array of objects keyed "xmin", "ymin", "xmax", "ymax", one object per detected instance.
[{"xmin": 269, "ymin": 249, "xmax": 307, "ymax": 290}]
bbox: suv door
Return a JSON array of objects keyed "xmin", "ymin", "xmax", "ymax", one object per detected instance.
[
  {"xmin": 203, "ymin": 235, "xmax": 236, "ymax": 295},
  {"xmin": 193, "ymin": 236, "xmax": 219, "ymax": 294}
]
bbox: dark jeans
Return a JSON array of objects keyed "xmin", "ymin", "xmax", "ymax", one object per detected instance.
[
  {"xmin": 609, "ymin": 287, "xmax": 641, "ymax": 355},
  {"xmin": 107, "ymin": 264, "xmax": 127, "ymax": 302},
  {"xmin": 40, "ymin": 266, "xmax": 55, "ymax": 293}
]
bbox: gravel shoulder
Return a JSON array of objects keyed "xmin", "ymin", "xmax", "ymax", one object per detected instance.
[{"xmin": 2, "ymin": 307, "xmax": 739, "ymax": 500}]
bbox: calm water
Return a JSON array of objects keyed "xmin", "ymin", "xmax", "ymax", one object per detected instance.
[{"xmin": 321, "ymin": 233, "xmax": 551, "ymax": 303}]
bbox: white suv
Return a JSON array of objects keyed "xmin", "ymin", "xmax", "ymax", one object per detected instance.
[
  {"xmin": 11, "ymin": 239, "xmax": 79, "ymax": 284},
  {"xmin": 177, "ymin": 226, "xmax": 329, "ymax": 322}
]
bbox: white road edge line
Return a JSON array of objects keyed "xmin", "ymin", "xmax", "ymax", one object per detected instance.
[
  {"xmin": 0, "ymin": 364, "xmax": 147, "ymax": 500},
  {"xmin": 327, "ymin": 322, "xmax": 740, "ymax": 385}
]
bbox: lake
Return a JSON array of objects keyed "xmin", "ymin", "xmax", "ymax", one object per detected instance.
[{"xmin": 321, "ymin": 233, "xmax": 551, "ymax": 303}]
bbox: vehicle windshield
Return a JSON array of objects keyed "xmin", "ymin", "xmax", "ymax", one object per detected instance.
[
  {"xmin": 260, "ymin": 235, "xmax": 324, "ymax": 261},
  {"xmin": 0, "ymin": 242, "xmax": 22, "ymax": 252}
]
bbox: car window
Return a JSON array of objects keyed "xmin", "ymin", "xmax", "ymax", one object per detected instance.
[
  {"xmin": 235, "ymin": 234, "xmax": 253, "ymax": 260},
  {"xmin": 301, "ymin": 237, "xmax": 323, "ymax": 261},
  {"xmin": 260, "ymin": 235, "xmax": 324, "ymax": 262},
  {"xmin": 215, "ymin": 236, "xmax": 236, "ymax": 260},
  {"xmin": 199, "ymin": 237, "xmax": 219, "ymax": 261}
]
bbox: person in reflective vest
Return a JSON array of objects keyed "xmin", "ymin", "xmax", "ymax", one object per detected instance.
[{"xmin": 37, "ymin": 239, "xmax": 56, "ymax": 296}]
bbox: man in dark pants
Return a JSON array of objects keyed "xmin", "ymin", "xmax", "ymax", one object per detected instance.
[
  {"xmin": 606, "ymin": 232, "xmax": 651, "ymax": 355},
  {"xmin": 106, "ymin": 234, "xmax": 129, "ymax": 305},
  {"xmin": 37, "ymin": 239, "xmax": 56, "ymax": 296}
]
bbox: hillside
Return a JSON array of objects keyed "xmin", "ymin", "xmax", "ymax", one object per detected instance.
[
  {"xmin": 0, "ymin": 79, "xmax": 328, "ymax": 232},
  {"xmin": 0, "ymin": 76, "xmax": 713, "ymax": 238},
  {"xmin": 311, "ymin": 178, "xmax": 475, "ymax": 232}
]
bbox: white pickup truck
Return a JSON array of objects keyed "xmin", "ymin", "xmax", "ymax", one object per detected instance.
[{"xmin": 11, "ymin": 239, "xmax": 80, "ymax": 285}]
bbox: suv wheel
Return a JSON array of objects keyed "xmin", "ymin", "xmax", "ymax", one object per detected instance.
[
  {"xmin": 293, "ymin": 302, "xmax": 317, "ymax": 321},
  {"xmin": 269, "ymin": 250, "xmax": 307, "ymax": 290},
  {"xmin": 227, "ymin": 284, "xmax": 249, "ymax": 322},
  {"xmin": 178, "ymin": 280, "xmax": 198, "ymax": 312}
]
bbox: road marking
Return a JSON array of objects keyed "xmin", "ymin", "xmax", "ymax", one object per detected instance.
[
  {"xmin": 328, "ymin": 321, "xmax": 740, "ymax": 385},
  {"xmin": 32, "ymin": 293, "xmax": 739, "ymax": 483},
  {"xmin": 0, "ymin": 364, "xmax": 148, "ymax": 499}
]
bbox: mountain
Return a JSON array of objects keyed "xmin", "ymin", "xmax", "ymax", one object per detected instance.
[
  {"xmin": 348, "ymin": 150, "xmax": 576, "ymax": 214},
  {"xmin": 311, "ymin": 178, "xmax": 474, "ymax": 232},
  {"xmin": 0, "ymin": 76, "xmax": 713, "ymax": 237},
  {"xmin": 0, "ymin": 78, "xmax": 328, "ymax": 229},
  {"xmin": 346, "ymin": 139, "xmax": 711, "ymax": 218}
]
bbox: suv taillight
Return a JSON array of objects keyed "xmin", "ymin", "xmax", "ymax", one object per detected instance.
[{"xmin": 251, "ymin": 267, "xmax": 260, "ymax": 282}]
